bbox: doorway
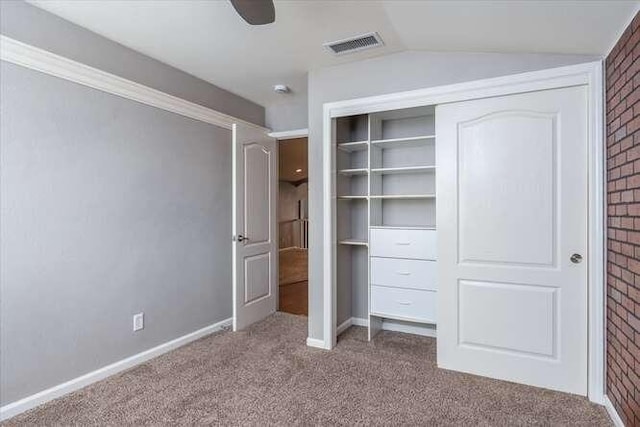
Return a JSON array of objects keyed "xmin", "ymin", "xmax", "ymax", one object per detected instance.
[{"xmin": 278, "ymin": 137, "xmax": 309, "ymax": 316}]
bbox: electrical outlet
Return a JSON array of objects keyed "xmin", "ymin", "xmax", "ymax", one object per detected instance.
[{"xmin": 133, "ymin": 313, "xmax": 144, "ymax": 332}]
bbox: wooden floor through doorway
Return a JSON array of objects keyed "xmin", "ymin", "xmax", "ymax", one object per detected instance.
[{"xmin": 279, "ymin": 248, "xmax": 308, "ymax": 316}]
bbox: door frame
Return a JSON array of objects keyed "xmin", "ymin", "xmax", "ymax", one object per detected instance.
[
  {"xmin": 320, "ymin": 61, "xmax": 605, "ymax": 403},
  {"xmin": 273, "ymin": 131, "xmax": 310, "ymax": 314}
]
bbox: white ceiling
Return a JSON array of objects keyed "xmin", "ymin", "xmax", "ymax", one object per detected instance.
[{"xmin": 28, "ymin": 0, "xmax": 639, "ymax": 109}]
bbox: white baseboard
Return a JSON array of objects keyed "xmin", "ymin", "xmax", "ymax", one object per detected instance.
[
  {"xmin": 603, "ymin": 395, "xmax": 625, "ymax": 427},
  {"xmin": 336, "ymin": 318, "xmax": 352, "ymax": 335},
  {"xmin": 0, "ymin": 317, "xmax": 232, "ymax": 422},
  {"xmin": 345, "ymin": 317, "xmax": 437, "ymax": 337},
  {"xmin": 351, "ymin": 317, "xmax": 369, "ymax": 327},
  {"xmin": 314, "ymin": 317, "xmax": 436, "ymax": 350},
  {"xmin": 305, "ymin": 337, "xmax": 330, "ymax": 350},
  {"xmin": 383, "ymin": 319, "xmax": 437, "ymax": 337}
]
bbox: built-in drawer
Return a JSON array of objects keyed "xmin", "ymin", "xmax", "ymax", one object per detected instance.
[
  {"xmin": 371, "ymin": 257, "xmax": 436, "ymax": 291},
  {"xmin": 370, "ymin": 286, "xmax": 437, "ymax": 323},
  {"xmin": 370, "ymin": 228, "xmax": 436, "ymax": 260}
]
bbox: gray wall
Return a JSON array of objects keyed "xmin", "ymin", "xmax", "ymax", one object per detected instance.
[
  {"xmin": 266, "ymin": 95, "xmax": 309, "ymax": 132},
  {"xmin": 0, "ymin": 0, "xmax": 265, "ymax": 126},
  {"xmin": 0, "ymin": 60, "xmax": 233, "ymax": 404},
  {"xmin": 306, "ymin": 50, "xmax": 600, "ymax": 340}
]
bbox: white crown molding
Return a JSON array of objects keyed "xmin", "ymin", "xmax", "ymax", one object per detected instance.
[
  {"xmin": 269, "ymin": 128, "xmax": 309, "ymax": 140},
  {"xmin": 0, "ymin": 317, "xmax": 232, "ymax": 421},
  {"xmin": 0, "ymin": 35, "xmax": 268, "ymax": 133},
  {"xmin": 603, "ymin": 395, "xmax": 625, "ymax": 427}
]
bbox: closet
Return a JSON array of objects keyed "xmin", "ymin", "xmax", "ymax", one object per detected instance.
[
  {"xmin": 326, "ymin": 62, "xmax": 600, "ymax": 397},
  {"xmin": 335, "ymin": 106, "xmax": 437, "ymax": 340}
]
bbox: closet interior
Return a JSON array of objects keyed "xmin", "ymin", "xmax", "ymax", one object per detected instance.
[{"xmin": 334, "ymin": 106, "xmax": 437, "ymax": 340}]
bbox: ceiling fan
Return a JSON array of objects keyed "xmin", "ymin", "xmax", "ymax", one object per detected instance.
[{"xmin": 229, "ymin": 0, "xmax": 275, "ymax": 25}]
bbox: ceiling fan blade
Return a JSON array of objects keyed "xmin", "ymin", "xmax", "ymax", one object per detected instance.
[{"xmin": 229, "ymin": 0, "xmax": 275, "ymax": 25}]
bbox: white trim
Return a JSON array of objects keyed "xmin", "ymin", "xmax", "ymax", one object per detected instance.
[
  {"xmin": 306, "ymin": 337, "xmax": 330, "ymax": 349},
  {"xmin": 325, "ymin": 62, "xmax": 595, "ymax": 118},
  {"xmin": 341, "ymin": 317, "xmax": 437, "ymax": 338},
  {"xmin": 323, "ymin": 102, "xmax": 337, "ymax": 350},
  {"xmin": 336, "ymin": 318, "xmax": 352, "ymax": 335},
  {"xmin": 381, "ymin": 320, "xmax": 437, "ymax": 338},
  {"xmin": 321, "ymin": 61, "xmax": 605, "ymax": 404},
  {"xmin": 587, "ymin": 60, "xmax": 606, "ymax": 405},
  {"xmin": 0, "ymin": 317, "xmax": 232, "ymax": 421},
  {"xmin": 269, "ymin": 128, "xmax": 309, "ymax": 140},
  {"xmin": 351, "ymin": 317, "xmax": 368, "ymax": 327},
  {"xmin": 0, "ymin": 36, "xmax": 268, "ymax": 132},
  {"xmin": 603, "ymin": 395, "xmax": 625, "ymax": 427}
]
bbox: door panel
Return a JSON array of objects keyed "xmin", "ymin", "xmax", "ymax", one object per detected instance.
[
  {"xmin": 244, "ymin": 144, "xmax": 271, "ymax": 244},
  {"xmin": 233, "ymin": 123, "xmax": 277, "ymax": 331},
  {"xmin": 244, "ymin": 252, "xmax": 271, "ymax": 303},
  {"xmin": 436, "ymin": 86, "xmax": 588, "ymax": 395},
  {"xmin": 458, "ymin": 280, "xmax": 556, "ymax": 357},
  {"xmin": 458, "ymin": 112, "xmax": 556, "ymax": 267}
]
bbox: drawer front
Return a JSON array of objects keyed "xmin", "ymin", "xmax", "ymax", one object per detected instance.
[
  {"xmin": 370, "ymin": 228, "xmax": 436, "ymax": 260},
  {"xmin": 371, "ymin": 286, "xmax": 437, "ymax": 323},
  {"xmin": 371, "ymin": 257, "xmax": 437, "ymax": 291}
]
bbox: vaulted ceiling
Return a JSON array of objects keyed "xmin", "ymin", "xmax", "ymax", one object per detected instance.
[{"xmin": 28, "ymin": 0, "xmax": 639, "ymax": 110}]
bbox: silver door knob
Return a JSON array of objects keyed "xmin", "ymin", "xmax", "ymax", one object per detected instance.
[
  {"xmin": 233, "ymin": 234, "xmax": 249, "ymax": 242},
  {"xmin": 570, "ymin": 253, "xmax": 582, "ymax": 264}
]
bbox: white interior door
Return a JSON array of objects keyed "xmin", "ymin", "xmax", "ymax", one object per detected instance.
[
  {"xmin": 232, "ymin": 123, "xmax": 277, "ymax": 331},
  {"xmin": 436, "ymin": 86, "xmax": 588, "ymax": 395}
]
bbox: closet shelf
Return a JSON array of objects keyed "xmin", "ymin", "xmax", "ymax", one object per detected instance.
[
  {"xmin": 339, "ymin": 239, "xmax": 369, "ymax": 246},
  {"xmin": 337, "ymin": 140, "xmax": 368, "ymax": 152},
  {"xmin": 371, "ymin": 166, "xmax": 435, "ymax": 175},
  {"xmin": 370, "ymin": 194, "xmax": 435, "ymax": 200},
  {"xmin": 370, "ymin": 135, "xmax": 435, "ymax": 149},
  {"xmin": 370, "ymin": 225, "xmax": 436, "ymax": 230},
  {"xmin": 338, "ymin": 195, "xmax": 368, "ymax": 200},
  {"xmin": 338, "ymin": 168, "xmax": 368, "ymax": 176}
]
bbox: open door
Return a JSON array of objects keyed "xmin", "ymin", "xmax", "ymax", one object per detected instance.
[
  {"xmin": 436, "ymin": 86, "xmax": 588, "ymax": 395},
  {"xmin": 232, "ymin": 123, "xmax": 277, "ymax": 331}
]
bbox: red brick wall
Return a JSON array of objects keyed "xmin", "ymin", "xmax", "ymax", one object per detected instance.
[{"xmin": 607, "ymin": 11, "xmax": 640, "ymax": 427}]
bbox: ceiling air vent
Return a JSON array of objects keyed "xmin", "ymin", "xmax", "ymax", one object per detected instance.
[{"xmin": 323, "ymin": 32, "xmax": 384, "ymax": 55}]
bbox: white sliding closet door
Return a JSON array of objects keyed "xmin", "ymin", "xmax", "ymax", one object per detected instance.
[
  {"xmin": 436, "ymin": 86, "xmax": 588, "ymax": 395},
  {"xmin": 232, "ymin": 123, "xmax": 277, "ymax": 331}
]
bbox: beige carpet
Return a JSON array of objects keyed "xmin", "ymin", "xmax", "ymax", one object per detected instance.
[
  {"xmin": 4, "ymin": 313, "xmax": 610, "ymax": 426},
  {"xmin": 279, "ymin": 248, "xmax": 307, "ymax": 286}
]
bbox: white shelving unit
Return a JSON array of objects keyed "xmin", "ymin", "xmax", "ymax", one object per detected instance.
[
  {"xmin": 370, "ymin": 134, "xmax": 436, "ymax": 149},
  {"xmin": 337, "ymin": 140, "xmax": 368, "ymax": 152},
  {"xmin": 369, "ymin": 194, "xmax": 435, "ymax": 199},
  {"xmin": 333, "ymin": 106, "xmax": 437, "ymax": 341},
  {"xmin": 338, "ymin": 168, "xmax": 368, "ymax": 176},
  {"xmin": 371, "ymin": 165, "xmax": 436, "ymax": 174}
]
